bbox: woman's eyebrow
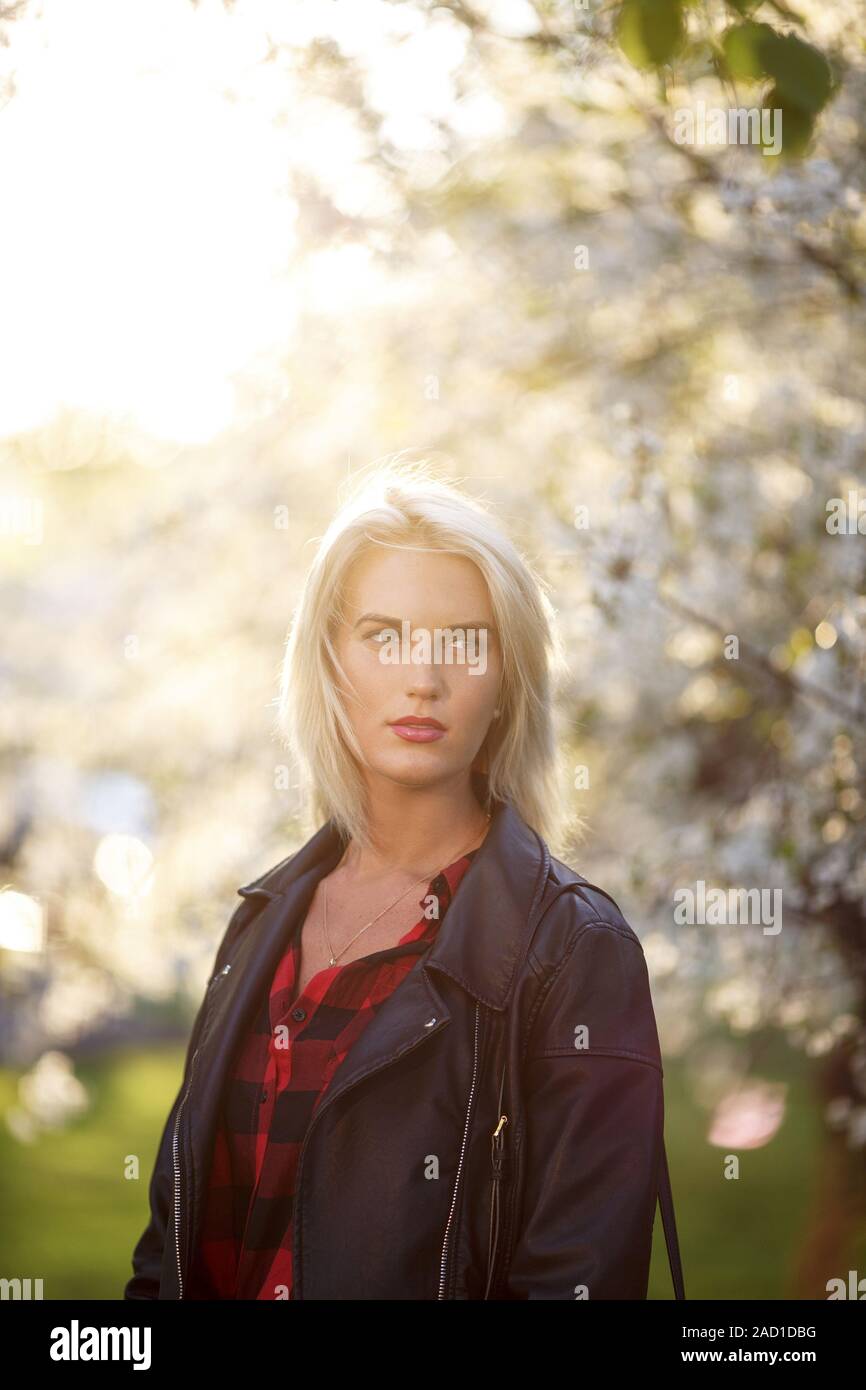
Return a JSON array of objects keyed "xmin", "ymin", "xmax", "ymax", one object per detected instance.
[
  {"xmin": 353, "ymin": 612, "xmax": 497, "ymax": 633},
  {"xmin": 353, "ymin": 613, "xmax": 398, "ymax": 629}
]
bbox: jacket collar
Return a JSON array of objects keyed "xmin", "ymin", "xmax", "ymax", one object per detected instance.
[{"xmin": 236, "ymin": 792, "xmax": 550, "ymax": 1012}]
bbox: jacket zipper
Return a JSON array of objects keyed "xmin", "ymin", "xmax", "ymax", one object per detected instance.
[
  {"xmin": 437, "ymin": 999, "xmax": 481, "ymax": 1299},
  {"xmin": 172, "ymin": 959, "xmax": 234, "ymax": 1297},
  {"xmin": 172, "ymin": 1044, "xmax": 200, "ymax": 1299},
  {"xmin": 482, "ymin": 843, "xmax": 552, "ymax": 1299},
  {"xmin": 483, "ymin": 1110, "xmax": 508, "ymax": 1298},
  {"xmin": 496, "ymin": 843, "xmax": 555, "ymax": 1295}
]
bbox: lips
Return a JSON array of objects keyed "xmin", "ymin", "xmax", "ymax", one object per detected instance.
[
  {"xmin": 390, "ymin": 716, "xmax": 445, "ymax": 729},
  {"xmin": 388, "ymin": 715, "xmax": 446, "ymax": 743}
]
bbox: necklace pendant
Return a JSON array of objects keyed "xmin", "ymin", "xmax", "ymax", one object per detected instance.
[{"xmin": 329, "ymin": 955, "xmax": 337, "ymax": 966}]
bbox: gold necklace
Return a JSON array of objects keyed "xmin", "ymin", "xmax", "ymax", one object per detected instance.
[{"xmin": 321, "ymin": 813, "xmax": 491, "ymax": 967}]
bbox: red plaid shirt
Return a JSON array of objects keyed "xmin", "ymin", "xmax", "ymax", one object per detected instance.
[{"xmin": 186, "ymin": 846, "xmax": 479, "ymax": 1300}]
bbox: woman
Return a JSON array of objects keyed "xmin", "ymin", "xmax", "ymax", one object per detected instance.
[{"xmin": 124, "ymin": 460, "xmax": 684, "ymax": 1301}]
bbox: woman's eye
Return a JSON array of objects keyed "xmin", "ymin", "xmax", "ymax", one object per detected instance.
[{"xmin": 362, "ymin": 626, "xmax": 484, "ymax": 649}]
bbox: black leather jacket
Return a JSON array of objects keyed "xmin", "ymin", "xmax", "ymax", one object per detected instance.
[{"xmin": 124, "ymin": 795, "xmax": 677, "ymax": 1300}]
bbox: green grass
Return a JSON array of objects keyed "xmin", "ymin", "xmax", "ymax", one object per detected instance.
[{"xmin": 0, "ymin": 1046, "xmax": 185, "ymax": 1300}]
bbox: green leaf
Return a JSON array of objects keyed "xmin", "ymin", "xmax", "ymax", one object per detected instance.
[
  {"xmin": 722, "ymin": 21, "xmax": 774, "ymax": 81},
  {"xmin": 762, "ymin": 90, "xmax": 816, "ymax": 157},
  {"xmin": 617, "ymin": 0, "xmax": 685, "ymax": 71},
  {"xmin": 760, "ymin": 32, "xmax": 833, "ymax": 114}
]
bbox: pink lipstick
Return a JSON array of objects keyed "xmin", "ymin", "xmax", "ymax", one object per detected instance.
[{"xmin": 388, "ymin": 715, "xmax": 446, "ymax": 743}]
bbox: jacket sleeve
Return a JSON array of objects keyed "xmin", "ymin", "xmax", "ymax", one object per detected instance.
[{"xmin": 503, "ymin": 918, "xmax": 665, "ymax": 1300}]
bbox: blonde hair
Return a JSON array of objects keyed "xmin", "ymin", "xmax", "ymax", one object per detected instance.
[{"xmin": 275, "ymin": 457, "xmax": 573, "ymax": 855}]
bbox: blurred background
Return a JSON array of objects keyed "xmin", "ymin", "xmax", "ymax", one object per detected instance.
[{"xmin": 0, "ymin": 0, "xmax": 864, "ymax": 1299}]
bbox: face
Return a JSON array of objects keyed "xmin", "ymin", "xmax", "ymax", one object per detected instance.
[{"xmin": 332, "ymin": 546, "xmax": 503, "ymax": 796}]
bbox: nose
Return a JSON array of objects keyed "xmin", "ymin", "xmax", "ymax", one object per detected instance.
[{"xmin": 404, "ymin": 656, "xmax": 445, "ymax": 703}]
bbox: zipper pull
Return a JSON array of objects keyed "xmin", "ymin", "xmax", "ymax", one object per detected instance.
[{"xmin": 491, "ymin": 1114, "xmax": 508, "ymax": 1179}]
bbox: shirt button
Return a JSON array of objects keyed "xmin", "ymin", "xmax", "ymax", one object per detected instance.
[{"xmin": 292, "ymin": 1007, "xmax": 306, "ymax": 1021}]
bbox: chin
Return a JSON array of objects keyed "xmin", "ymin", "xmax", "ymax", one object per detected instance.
[{"xmin": 372, "ymin": 753, "xmax": 458, "ymax": 789}]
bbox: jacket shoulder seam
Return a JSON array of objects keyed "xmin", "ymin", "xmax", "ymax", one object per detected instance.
[
  {"xmin": 528, "ymin": 911, "xmax": 644, "ymax": 978},
  {"xmin": 548, "ymin": 864, "xmax": 630, "ymax": 923},
  {"xmin": 573, "ymin": 914, "xmax": 643, "ymax": 946}
]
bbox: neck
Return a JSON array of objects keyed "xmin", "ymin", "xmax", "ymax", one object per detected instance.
[{"xmin": 340, "ymin": 774, "xmax": 490, "ymax": 884}]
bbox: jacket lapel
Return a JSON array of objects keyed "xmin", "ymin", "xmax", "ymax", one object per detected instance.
[{"xmin": 421, "ymin": 798, "xmax": 548, "ymax": 1010}]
